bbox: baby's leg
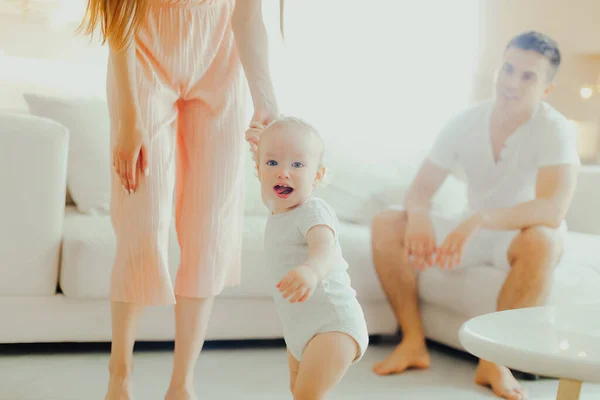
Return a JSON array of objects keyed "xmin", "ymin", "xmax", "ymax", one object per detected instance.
[
  {"xmin": 293, "ymin": 332, "xmax": 359, "ymax": 400},
  {"xmin": 287, "ymin": 350, "xmax": 300, "ymax": 394}
]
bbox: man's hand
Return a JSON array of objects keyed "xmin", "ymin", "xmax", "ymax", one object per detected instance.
[
  {"xmin": 435, "ymin": 213, "xmax": 484, "ymax": 269},
  {"xmin": 404, "ymin": 212, "xmax": 437, "ymax": 270},
  {"xmin": 277, "ymin": 265, "xmax": 319, "ymax": 303}
]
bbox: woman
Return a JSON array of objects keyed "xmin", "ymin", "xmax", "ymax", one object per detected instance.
[{"xmin": 78, "ymin": 1, "xmax": 281, "ymax": 398}]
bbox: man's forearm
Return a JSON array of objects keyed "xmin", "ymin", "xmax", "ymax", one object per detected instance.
[
  {"xmin": 402, "ymin": 161, "xmax": 449, "ymax": 220},
  {"xmin": 404, "ymin": 189, "xmax": 434, "ymax": 219},
  {"xmin": 478, "ymin": 198, "xmax": 564, "ymax": 231},
  {"xmin": 232, "ymin": 3, "xmax": 278, "ymax": 115}
]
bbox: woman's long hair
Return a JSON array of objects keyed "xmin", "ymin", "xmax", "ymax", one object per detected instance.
[
  {"xmin": 76, "ymin": 0, "xmax": 149, "ymax": 51},
  {"xmin": 77, "ymin": 0, "xmax": 284, "ymax": 50}
]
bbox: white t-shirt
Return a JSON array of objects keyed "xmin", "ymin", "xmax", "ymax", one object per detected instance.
[{"xmin": 428, "ymin": 100, "xmax": 580, "ymax": 212}]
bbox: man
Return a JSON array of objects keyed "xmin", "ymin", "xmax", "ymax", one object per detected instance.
[{"xmin": 370, "ymin": 31, "xmax": 579, "ymax": 400}]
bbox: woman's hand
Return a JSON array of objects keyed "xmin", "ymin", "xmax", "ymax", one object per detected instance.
[
  {"xmin": 245, "ymin": 109, "xmax": 280, "ymax": 161},
  {"xmin": 113, "ymin": 123, "xmax": 149, "ymax": 194},
  {"xmin": 252, "ymin": 108, "xmax": 279, "ymax": 127}
]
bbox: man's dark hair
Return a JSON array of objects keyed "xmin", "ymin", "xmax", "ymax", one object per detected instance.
[{"xmin": 506, "ymin": 31, "xmax": 561, "ymax": 80}]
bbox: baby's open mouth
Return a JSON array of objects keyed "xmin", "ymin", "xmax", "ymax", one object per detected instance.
[{"xmin": 274, "ymin": 184, "xmax": 294, "ymax": 199}]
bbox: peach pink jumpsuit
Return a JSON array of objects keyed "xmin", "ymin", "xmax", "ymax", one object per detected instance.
[{"xmin": 107, "ymin": 0, "xmax": 245, "ymax": 305}]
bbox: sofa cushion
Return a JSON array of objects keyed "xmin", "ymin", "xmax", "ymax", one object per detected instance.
[
  {"xmin": 62, "ymin": 203, "xmax": 600, "ymax": 313},
  {"xmin": 60, "ymin": 207, "xmax": 267, "ymax": 299},
  {"xmin": 24, "ymin": 94, "xmax": 112, "ymax": 214},
  {"xmin": 0, "ymin": 112, "xmax": 68, "ymax": 296}
]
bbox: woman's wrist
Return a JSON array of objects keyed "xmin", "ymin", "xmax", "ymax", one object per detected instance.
[
  {"xmin": 252, "ymin": 102, "xmax": 280, "ymax": 125},
  {"xmin": 252, "ymin": 95, "xmax": 278, "ymax": 116},
  {"xmin": 118, "ymin": 100, "xmax": 142, "ymax": 126}
]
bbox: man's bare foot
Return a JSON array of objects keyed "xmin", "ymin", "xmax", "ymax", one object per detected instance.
[
  {"xmin": 372, "ymin": 339, "xmax": 431, "ymax": 376},
  {"xmin": 475, "ymin": 360, "xmax": 528, "ymax": 400},
  {"xmin": 164, "ymin": 386, "xmax": 198, "ymax": 400},
  {"xmin": 105, "ymin": 374, "xmax": 134, "ymax": 400}
]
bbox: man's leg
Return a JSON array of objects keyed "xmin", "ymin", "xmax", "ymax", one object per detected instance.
[
  {"xmin": 370, "ymin": 210, "xmax": 431, "ymax": 375},
  {"xmin": 475, "ymin": 226, "xmax": 563, "ymax": 400}
]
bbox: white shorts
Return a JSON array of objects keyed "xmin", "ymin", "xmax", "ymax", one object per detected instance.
[
  {"xmin": 430, "ymin": 213, "xmax": 518, "ymax": 270},
  {"xmin": 392, "ymin": 208, "xmax": 567, "ymax": 270}
]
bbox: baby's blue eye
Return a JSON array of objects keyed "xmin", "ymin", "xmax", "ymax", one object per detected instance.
[
  {"xmin": 266, "ymin": 160, "xmax": 278, "ymax": 166},
  {"xmin": 292, "ymin": 162, "xmax": 303, "ymax": 168}
]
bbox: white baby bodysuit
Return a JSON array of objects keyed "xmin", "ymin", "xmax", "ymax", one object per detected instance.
[{"xmin": 264, "ymin": 197, "xmax": 369, "ymax": 362}]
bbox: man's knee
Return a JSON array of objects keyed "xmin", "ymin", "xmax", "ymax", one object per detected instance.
[
  {"xmin": 509, "ymin": 226, "xmax": 562, "ymax": 266},
  {"xmin": 371, "ymin": 209, "xmax": 406, "ymax": 253}
]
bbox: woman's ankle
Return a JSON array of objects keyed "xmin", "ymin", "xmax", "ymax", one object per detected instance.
[
  {"xmin": 165, "ymin": 382, "xmax": 196, "ymax": 399},
  {"xmin": 109, "ymin": 360, "xmax": 134, "ymax": 378},
  {"xmin": 168, "ymin": 377, "xmax": 194, "ymax": 391}
]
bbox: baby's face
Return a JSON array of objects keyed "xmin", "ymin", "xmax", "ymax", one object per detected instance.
[{"xmin": 257, "ymin": 124, "xmax": 324, "ymax": 214}]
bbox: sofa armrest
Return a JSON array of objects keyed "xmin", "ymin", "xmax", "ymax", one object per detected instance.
[
  {"xmin": 0, "ymin": 112, "xmax": 69, "ymax": 295},
  {"xmin": 565, "ymin": 165, "xmax": 600, "ymax": 235}
]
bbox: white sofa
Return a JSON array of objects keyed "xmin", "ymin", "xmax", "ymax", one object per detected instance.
[{"xmin": 2, "ymin": 100, "xmax": 600, "ymax": 353}]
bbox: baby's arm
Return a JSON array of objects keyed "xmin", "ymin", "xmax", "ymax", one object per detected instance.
[
  {"xmin": 304, "ymin": 225, "xmax": 336, "ymax": 280},
  {"xmin": 277, "ymin": 225, "xmax": 336, "ymax": 303}
]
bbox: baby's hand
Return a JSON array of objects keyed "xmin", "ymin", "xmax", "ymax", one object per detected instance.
[
  {"xmin": 245, "ymin": 122, "xmax": 265, "ymax": 162},
  {"xmin": 277, "ymin": 265, "xmax": 319, "ymax": 303}
]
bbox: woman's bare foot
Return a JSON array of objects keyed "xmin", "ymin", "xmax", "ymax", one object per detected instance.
[
  {"xmin": 164, "ymin": 386, "xmax": 198, "ymax": 400},
  {"xmin": 475, "ymin": 360, "xmax": 528, "ymax": 400},
  {"xmin": 372, "ymin": 339, "xmax": 431, "ymax": 376},
  {"xmin": 105, "ymin": 374, "xmax": 134, "ymax": 400}
]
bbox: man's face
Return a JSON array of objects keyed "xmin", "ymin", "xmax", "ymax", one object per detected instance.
[{"xmin": 494, "ymin": 46, "xmax": 556, "ymax": 114}]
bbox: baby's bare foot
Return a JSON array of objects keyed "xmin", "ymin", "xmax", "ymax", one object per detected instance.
[
  {"xmin": 372, "ymin": 339, "xmax": 431, "ymax": 376},
  {"xmin": 105, "ymin": 374, "xmax": 134, "ymax": 400}
]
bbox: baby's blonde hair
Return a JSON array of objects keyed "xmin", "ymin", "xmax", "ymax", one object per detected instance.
[
  {"xmin": 258, "ymin": 116, "xmax": 325, "ymax": 167},
  {"xmin": 255, "ymin": 116, "xmax": 329, "ymax": 186}
]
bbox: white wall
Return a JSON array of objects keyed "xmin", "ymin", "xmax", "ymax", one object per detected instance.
[
  {"xmin": 0, "ymin": 13, "xmax": 108, "ymax": 112},
  {"xmin": 3, "ymin": 1, "xmax": 600, "ymax": 159}
]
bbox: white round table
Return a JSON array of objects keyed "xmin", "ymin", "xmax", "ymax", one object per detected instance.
[{"xmin": 459, "ymin": 304, "xmax": 600, "ymax": 400}]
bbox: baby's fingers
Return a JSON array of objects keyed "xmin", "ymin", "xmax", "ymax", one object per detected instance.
[
  {"xmin": 289, "ymin": 287, "xmax": 306, "ymax": 303},
  {"xmin": 297, "ymin": 288, "xmax": 311, "ymax": 303},
  {"xmin": 277, "ymin": 274, "xmax": 293, "ymax": 292},
  {"xmin": 282, "ymin": 281, "xmax": 301, "ymax": 300}
]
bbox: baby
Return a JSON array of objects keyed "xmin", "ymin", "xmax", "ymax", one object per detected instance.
[{"xmin": 251, "ymin": 116, "xmax": 369, "ymax": 399}]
